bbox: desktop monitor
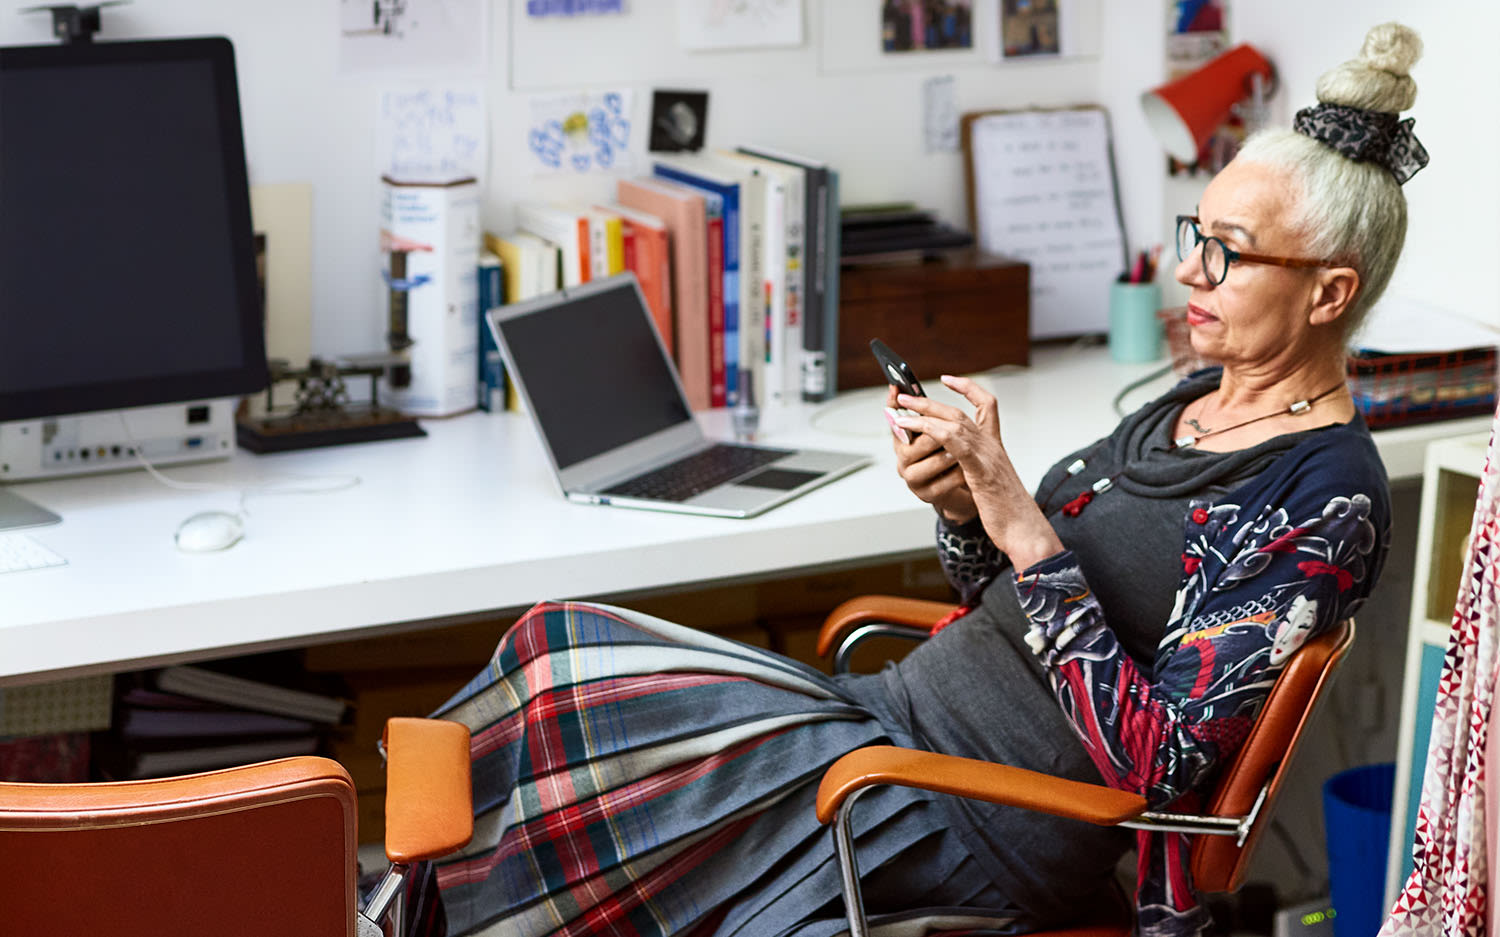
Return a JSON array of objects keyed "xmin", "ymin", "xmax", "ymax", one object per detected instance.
[{"xmin": 0, "ymin": 37, "xmax": 267, "ymax": 528}]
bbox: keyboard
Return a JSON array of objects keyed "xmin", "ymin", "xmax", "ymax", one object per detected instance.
[
  {"xmin": 601, "ymin": 444, "xmax": 792, "ymax": 502},
  {"xmin": 0, "ymin": 532, "xmax": 67, "ymax": 574}
]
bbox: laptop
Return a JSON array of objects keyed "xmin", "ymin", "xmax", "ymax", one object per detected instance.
[{"xmin": 487, "ymin": 273, "xmax": 870, "ymax": 518}]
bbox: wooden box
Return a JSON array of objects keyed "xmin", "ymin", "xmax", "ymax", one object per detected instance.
[{"xmin": 836, "ymin": 250, "xmax": 1029, "ymax": 391}]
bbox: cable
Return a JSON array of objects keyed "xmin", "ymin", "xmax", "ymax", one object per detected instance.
[
  {"xmin": 1112, "ymin": 362, "xmax": 1175, "ymax": 417},
  {"xmin": 117, "ymin": 413, "xmax": 361, "ymax": 517}
]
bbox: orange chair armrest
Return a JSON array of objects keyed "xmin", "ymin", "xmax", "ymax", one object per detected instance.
[
  {"xmin": 815, "ymin": 745, "xmax": 1146, "ymax": 826},
  {"xmin": 816, "ymin": 595, "xmax": 960, "ymax": 657},
  {"xmin": 384, "ymin": 717, "xmax": 473, "ymax": 863}
]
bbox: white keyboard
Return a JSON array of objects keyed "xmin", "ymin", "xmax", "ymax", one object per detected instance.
[{"xmin": 0, "ymin": 532, "xmax": 67, "ymax": 573}]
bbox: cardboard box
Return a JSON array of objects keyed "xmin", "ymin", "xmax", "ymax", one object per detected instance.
[{"xmin": 380, "ymin": 176, "xmax": 482, "ymax": 417}]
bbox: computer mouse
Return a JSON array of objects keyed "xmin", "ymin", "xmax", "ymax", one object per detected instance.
[{"xmin": 174, "ymin": 511, "xmax": 245, "ymax": 553}]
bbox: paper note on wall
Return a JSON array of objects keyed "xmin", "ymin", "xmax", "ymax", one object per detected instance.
[
  {"xmin": 378, "ymin": 87, "xmax": 486, "ymax": 184},
  {"xmin": 968, "ymin": 108, "xmax": 1126, "ymax": 338},
  {"xmin": 339, "ymin": 0, "xmax": 486, "ymax": 73},
  {"xmin": 527, "ymin": 90, "xmax": 634, "ymax": 174}
]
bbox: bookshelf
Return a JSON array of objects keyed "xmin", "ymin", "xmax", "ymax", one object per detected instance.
[{"xmin": 1385, "ymin": 431, "xmax": 1490, "ymax": 906}]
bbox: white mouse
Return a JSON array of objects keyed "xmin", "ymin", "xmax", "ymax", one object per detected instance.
[{"xmin": 174, "ymin": 511, "xmax": 245, "ymax": 553}]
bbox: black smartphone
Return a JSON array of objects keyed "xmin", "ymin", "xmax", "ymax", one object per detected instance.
[
  {"xmin": 871, "ymin": 338, "xmax": 925, "ymax": 444},
  {"xmin": 870, "ymin": 338, "xmax": 925, "ymax": 398}
]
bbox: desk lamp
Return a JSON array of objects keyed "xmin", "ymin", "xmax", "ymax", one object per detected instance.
[{"xmin": 1141, "ymin": 44, "xmax": 1275, "ymax": 163}]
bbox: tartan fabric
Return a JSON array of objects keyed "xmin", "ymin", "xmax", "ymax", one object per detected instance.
[
  {"xmin": 425, "ymin": 601, "xmax": 1022, "ymax": 937},
  {"xmin": 1383, "ymin": 407, "xmax": 1500, "ymax": 937}
]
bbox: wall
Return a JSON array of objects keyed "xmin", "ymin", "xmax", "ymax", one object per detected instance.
[{"xmin": 1, "ymin": 0, "xmax": 1483, "ymax": 905}]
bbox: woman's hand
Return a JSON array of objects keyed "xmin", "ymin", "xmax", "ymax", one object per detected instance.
[
  {"xmin": 887, "ymin": 386, "xmax": 978, "ymax": 524},
  {"xmin": 891, "ymin": 376, "xmax": 1063, "ymax": 568}
]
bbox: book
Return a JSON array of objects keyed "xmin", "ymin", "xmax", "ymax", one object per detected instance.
[
  {"xmin": 721, "ymin": 150, "xmax": 806, "ymax": 405},
  {"xmin": 583, "ymin": 208, "xmax": 625, "ymax": 278},
  {"xmin": 516, "ymin": 203, "xmax": 591, "ymax": 287},
  {"xmin": 97, "ymin": 735, "xmax": 321, "ymax": 780},
  {"xmin": 595, "ymin": 201, "xmax": 675, "ymax": 356},
  {"xmin": 735, "ymin": 146, "xmax": 837, "ymax": 401},
  {"xmin": 116, "ymin": 702, "xmax": 319, "ymax": 740},
  {"xmin": 616, "ymin": 177, "xmax": 711, "ymax": 409},
  {"xmin": 155, "ymin": 665, "xmax": 347, "ymax": 724},
  {"xmin": 476, "ymin": 250, "xmax": 506, "ymax": 412},
  {"xmin": 652, "ymin": 156, "xmax": 760, "ymax": 409}
]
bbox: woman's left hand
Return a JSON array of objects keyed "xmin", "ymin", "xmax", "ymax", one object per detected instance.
[{"xmin": 892, "ymin": 375, "xmax": 1063, "ymax": 567}]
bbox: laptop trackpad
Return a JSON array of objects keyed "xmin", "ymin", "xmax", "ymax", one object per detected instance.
[{"xmin": 735, "ymin": 467, "xmax": 822, "ymax": 490}]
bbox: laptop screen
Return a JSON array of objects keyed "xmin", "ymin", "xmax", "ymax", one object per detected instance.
[{"xmin": 497, "ymin": 280, "xmax": 693, "ymax": 470}]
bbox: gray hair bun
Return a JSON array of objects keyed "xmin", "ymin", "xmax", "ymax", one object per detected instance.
[{"xmin": 1315, "ymin": 22, "xmax": 1422, "ymax": 114}]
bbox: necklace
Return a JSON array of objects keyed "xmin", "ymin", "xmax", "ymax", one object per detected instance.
[{"xmin": 1055, "ymin": 379, "xmax": 1348, "ymax": 518}]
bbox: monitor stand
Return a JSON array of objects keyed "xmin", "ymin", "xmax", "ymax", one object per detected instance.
[{"xmin": 0, "ymin": 489, "xmax": 61, "ymax": 532}]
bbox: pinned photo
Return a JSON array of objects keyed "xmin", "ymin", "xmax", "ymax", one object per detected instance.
[
  {"xmin": 649, "ymin": 89, "xmax": 709, "ymax": 153},
  {"xmin": 882, "ymin": 0, "xmax": 973, "ymax": 53},
  {"xmin": 1001, "ymin": 0, "xmax": 1059, "ymax": 58}
]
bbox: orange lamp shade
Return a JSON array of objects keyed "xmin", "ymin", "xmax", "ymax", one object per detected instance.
[{"xmin": 1141, "ymin": 44, "xmax": 1274, "ymax": 163}]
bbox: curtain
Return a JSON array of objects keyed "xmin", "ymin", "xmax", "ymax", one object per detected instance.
[{"xmin": 1383, "ymin": 422, "xmax": 1500, "ymax": 937}]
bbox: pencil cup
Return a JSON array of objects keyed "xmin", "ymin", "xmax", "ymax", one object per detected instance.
[{"xmin": 1108, "ymin": 282, "xmax": 1164, "ymax": 363}]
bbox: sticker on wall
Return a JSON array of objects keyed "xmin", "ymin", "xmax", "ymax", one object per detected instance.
[
  {"xmin": 922, "ymin": 75, "xmax": 959, "ymax": 152},
  {"xmin": 528, "ymin": 90, "xmax": 635, "ymax": 174},
  {"xmin": 678, "ymin": 0, "xmax": 804, "ymax": 51},
  {"xmin": 527, "ymin": 0, "xmax": 624, "ymax": 15}
]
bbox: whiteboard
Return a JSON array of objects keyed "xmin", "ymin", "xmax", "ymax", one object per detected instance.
[{"xmin": 966, "ymin": 108, "xmax": 1126, "ymax": 338}]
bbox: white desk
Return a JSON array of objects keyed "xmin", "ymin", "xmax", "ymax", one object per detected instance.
[{"xmin": 2, "ymin": 344, "xmax": 1486, "ymax": 687}]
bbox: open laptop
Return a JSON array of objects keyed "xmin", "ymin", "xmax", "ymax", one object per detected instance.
[{"xmin": 487, "ymin": 273, "xmax": 870, "ymax": 518}]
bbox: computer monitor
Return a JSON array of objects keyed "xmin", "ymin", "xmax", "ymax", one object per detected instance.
[{"xmin": 0, "ymin": 37, "xmax": 268, "ymax": 529}]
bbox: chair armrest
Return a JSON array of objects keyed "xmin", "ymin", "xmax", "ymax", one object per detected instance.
[
  {"xmin": 383, "ymin": 717, "xmax": 473, "ymax": 863},
  {"xmin": 815, "ymin": 745, "xmax": 1146, "ymax": 826},
  {"xmin": 816, "ymin": 595, "xmax": 959, "ymax": 657}
]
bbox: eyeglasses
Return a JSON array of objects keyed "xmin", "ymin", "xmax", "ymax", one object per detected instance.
[{"xmin": 1175, "ymin": 215, "xmax": 1334, "ymax": 286}]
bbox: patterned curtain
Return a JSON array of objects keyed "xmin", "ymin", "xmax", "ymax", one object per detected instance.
[{"xmin": 1383, "ymin": 422, "xmax": 1500, "ymax": 937}]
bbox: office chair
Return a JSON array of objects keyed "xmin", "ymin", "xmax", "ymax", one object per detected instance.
[
  {"xmin": 0, "ymin": 716, "xmax": 472, "ymax": 937},
  {"xmin": 815, "ymin": 596, "xmax": 1356, "ymax": 937}
]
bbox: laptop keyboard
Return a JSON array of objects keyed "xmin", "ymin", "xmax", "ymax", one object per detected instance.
[{"xmin": 602, "ymin": 444, "xmax": 792, "ymax": 502}]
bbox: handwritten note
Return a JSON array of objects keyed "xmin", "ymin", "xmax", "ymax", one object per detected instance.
[
  {"xmin": 377, "ymin": 87, "xmax": 486, "ymax": 184},
  {"xmin": 968, "ymin": 108, "xmax": 1125, "ymax": 338},
  {"xmin": 527, "ymin": 89, "xmax": 634, "ymax": 174}
]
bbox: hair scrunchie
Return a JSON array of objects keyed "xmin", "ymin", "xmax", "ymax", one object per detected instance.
[{"xmin": 1293, "ymin": 102, "xmax": 1429, "ymax": 184}]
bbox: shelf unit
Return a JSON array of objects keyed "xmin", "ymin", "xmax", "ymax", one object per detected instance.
[{"xmin": 1385, "ymin": 431, "xmax": 1491, "ymax": 906}]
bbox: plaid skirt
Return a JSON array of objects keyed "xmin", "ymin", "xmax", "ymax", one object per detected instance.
[{"xmin": 426, "ymin": 601, "xmax": 1027, "ymax": 937}]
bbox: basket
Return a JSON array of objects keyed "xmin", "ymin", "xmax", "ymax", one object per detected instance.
[{"xmin": 1347, "ymin": 347, "xmax": 1498, "ymax": 429}]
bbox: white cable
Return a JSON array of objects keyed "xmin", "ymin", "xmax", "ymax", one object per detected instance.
[{"xmin": 118, "ymin": 413, "xmax": 361, "ymax": 517}]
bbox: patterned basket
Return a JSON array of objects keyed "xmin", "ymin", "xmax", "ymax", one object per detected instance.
[{"xmin": 1346, "ymin": 347, "xmax": 1498, "ymax": 429}]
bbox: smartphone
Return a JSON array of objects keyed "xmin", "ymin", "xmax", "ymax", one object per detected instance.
[
  {"xmin": 871, "ymin": 338, "xmax": 924, "ymax": 444},
  {"xmin": 870, "ymin": 338, "xmax": 925, "ymax": 398}
]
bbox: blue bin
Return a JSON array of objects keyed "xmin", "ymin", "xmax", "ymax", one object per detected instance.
[{"xmin": 1323, "ymin": 763, "xmax": 1396, "ymax": 937}]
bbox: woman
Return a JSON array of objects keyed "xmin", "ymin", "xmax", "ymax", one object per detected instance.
[{"xmin": 422, "ymin": 23, "xmax": 1422, "ymax": 937}]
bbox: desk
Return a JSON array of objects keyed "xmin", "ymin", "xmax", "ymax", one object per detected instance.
[{"xmin": 2, "ymin": 344, "xmax": 1487, "ymax": 688}]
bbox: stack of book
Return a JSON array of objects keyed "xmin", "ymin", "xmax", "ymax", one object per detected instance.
[
  {"xmin": 94, "ymin": 664, "xmax": 347, "ymax": 780},
  {"xmin": 474, "ymin": 145, "xmax": 846, "ymax": 415},
  {"xmin": 839, "ymin": 204, "xmax": 974, "ymax": 264}
]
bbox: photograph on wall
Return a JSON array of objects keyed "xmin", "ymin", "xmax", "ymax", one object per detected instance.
[
  {"xmin": 527, "ymin": 89, "xmax": 635, "ymax": 174},
  {"xmin": 649, "ymin": 90, "xmax": 709, "ymax": 153},
  {"xmin": 1164, "ymin": 0, "xmax": 1234, "ymax": 176},
  {"xmin": 1000, "ymin": 0, "xmax": 1059, "ymax": 58},
  {"xmin": 882, "ymin": 1, "xmax": 973, "ymax": 53},
  {"xmin": 678, "ymin": 0, "xmax": 804, "ymax": 51}
]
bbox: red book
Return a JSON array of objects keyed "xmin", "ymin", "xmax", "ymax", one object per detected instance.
[{"xmin": 704, "ymin": 214, "xmax": 726, "ymax": 407}]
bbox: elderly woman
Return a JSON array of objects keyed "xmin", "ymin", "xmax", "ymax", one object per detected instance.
[{"xmin": 420, "ymin": 23, "xmax": 1421, "ymax": 937}]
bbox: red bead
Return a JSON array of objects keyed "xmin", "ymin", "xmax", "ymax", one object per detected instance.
[
  {"xmin": 1062, "ymin": 491, "xmax": 1094, "ymax": 517},
  {"xmin": 1192, "ymin": 508, "xmax": 1209, "ymax": 524}
]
